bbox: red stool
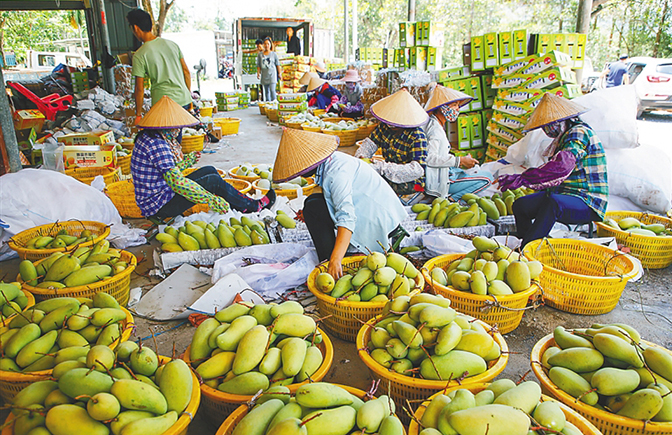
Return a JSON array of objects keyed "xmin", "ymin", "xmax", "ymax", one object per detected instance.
[{"xmin": 8, "ymin": 82, "xmax": 73, "ymax": 121}]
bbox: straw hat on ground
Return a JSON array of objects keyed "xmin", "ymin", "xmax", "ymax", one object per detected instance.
[
  {"xmin": 300, "ymin": 71, "xmax": 319, "ymax": 86},
  {"xmin": 425, "ymin": 85, "xmax": 473, "ymax": 113},
  {"xmin": 307, "ymin": 77, "xmax": 327, "ymax": 92},
  {"xmin": 315, "ymin": 61, "xmax": 327, "ymax": 73},
  {"xmin": 137, "ymin": 96, "xmax": 199, "ymax": 129},
  {"xmin": 343, "ymin": 69, "xmax": 361, "ymax": 82},
  {"xmin": 523, "ymin": 93, "xmax": 588, "ymax": 132},
  {"xmin": 273, "ymin": 128, "xmax": 338, "ymax": 183},
  {"xmin": 370, "ymin": 88, "xmax": 429, "ymax": 128}
]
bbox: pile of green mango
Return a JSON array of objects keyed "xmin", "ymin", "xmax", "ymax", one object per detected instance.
[
  {"xmin": 10, "ymin": 342, "xmax": 193, "ymax": 435},
  {"xmin": 0, "ymin": 282, "xmax": 30, "ymax": 318},
  {"xmin": 417, "ymin": 380, "xmax": 582, "ymax": 435},
  {"xmin": 602, "ymin": 216, "xmax": 672, "ymax": 237},
  {"xmin": 158, "ymin": 217, "xmax": 270, "ymax": 253},
  {"xmin": 314, "ymin": 252, "xmax": 421, "ymax": 302},
  {"xmin": 0, "ymin": 293, "xmax": 128, "ymax": 373},
  {"xmin": 234, "ymin": 163, "xmax": 273, "ymax": 179},
  {"xmin": 412, "ymin": 199, "xmax": 487, "ymax": 228},
  {"xmin": 257, "ymin": 176, "xmax": 310, "ymax": 192},
  {"xmin": 429, "ymin": 236, "xmax": 542, "ymax": 296},
  {"xmin": 19, "ymin": 240, "xmax": 127, "ymax": 290},
  {"xmin": 232, "ymin": 382, "xmax": 404, "ymax": 435},
  {"xmin": 541, "ymin": 323, "xmax": 672, "ymax": 422},
  {"xmin": 23, "ymin": 228, "xmax": 100, "ymax": 250},
  {"xmin": 189, "ymin": 301, "xmax": 325, "ymax": 395},
  {"xmin": 470, "ymin": 188, "xmax": 535, "ymax": 219},
  {"xmin": 364, "ymin": 294, "xmax": 502, "ymax": 381}
]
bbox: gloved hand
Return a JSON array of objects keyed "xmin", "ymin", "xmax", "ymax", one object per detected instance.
[
  {"xmin": 497, "ymin": 174, "xmax": 525, "ymax": 191},
  {"xmin": 206, "ymin": 195, "xmax": 230, "ymax": 213}
]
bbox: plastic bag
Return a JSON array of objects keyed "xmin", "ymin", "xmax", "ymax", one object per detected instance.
[
  {"xmin": 211, "ymin": 243, "xmax": 319, "ymax": 298},
  {"xmin": 421, "ymin": 231, "xmax": 474, "ymax": 258},
  {"xmin": 42, "ymin": 142, "xmax": 65, "ymax": 173}
]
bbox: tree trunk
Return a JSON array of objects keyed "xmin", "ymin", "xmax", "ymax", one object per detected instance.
[
  {"xmin": 155, "ymin": 0, "xmax": 175, "ymax": 37},
  {"xmin": 653, "ymin": 0, "xmax": 669, "ymax": 57},
  {"xmin": 141, "ymin": 0, "xmax": 156, "ymax": 34}
]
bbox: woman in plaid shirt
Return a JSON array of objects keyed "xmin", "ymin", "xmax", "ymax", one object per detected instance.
[{"xmin": 497, "ymin": 93, "xmax": 608, "ymax": 247}]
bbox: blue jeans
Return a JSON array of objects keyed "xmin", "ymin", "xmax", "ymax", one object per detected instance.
[
  {"xmin": 513, "ymin": 191, "xmax": 600, "ymax": 247},
  {"xmin": 448, "ymin": 168, "xmax": 493, "ymax": 200},
  {"xmin": 155, "ymin": 166, "xmax": 259, "ymax": 218},
  {"xmin": 261, "ymin": 84, "xmax": 276, "ymax": 102}
]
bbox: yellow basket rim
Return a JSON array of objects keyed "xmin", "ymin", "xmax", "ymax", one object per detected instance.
[
  {"xmin": 306, "ymin": 255, "xmax": 425, "ymax": 309},
  {"xmin": 251, "ymin": 178, "xmax": 316, "ymax": 196},
  {"xmin": 356, "ymin": 314, "xmax": 509, "ymax": 390},
  {"xmin": 227, "ymin": 167, "xmax": 262, "ymax": 182},
  {"xmin": 523, "ymin": 238, "xmax": 638, "ymax": 282},
  {"xmin": 185, "ymin": 326, "xmax": 334, "ymax": 403},
  {"xmin": 422, "ymin": 254, "xmax": 541, "ymax": 303},
  {"xmin": 18, "ymin": 250, "xmax": 137, "ymax": 297},
  {"xmin": 65, "ymin": 167, "xmax": 117, "ymax": 176},
  {"xmin": 0, "ymin": 306, "xmax": 134, "ymax": 381},
  {"xmin": 531, "ymin": 334, "xmax": 672, "ymax": 431},
  {"xmin": 594, "ymin": 211, "xmax": 672, "ymax": 242},
  {"xmin": 214, "ymin": 117, "xmax": 241, "ymax": 124},
  {"xmin": 407, "ymin": 382, "xmax": 602, "ymax": 435},
  {"xmin": 0, "ymin": 290, "xmax": 36, "ymax": 327},
  {"xmin": 7, "ymin": 221, "xmax": 111, "ymax": 258}
]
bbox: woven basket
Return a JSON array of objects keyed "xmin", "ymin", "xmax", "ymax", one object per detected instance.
[
  {"xmin": 422, "ymin": 254, "xmax": 541, "ymax": 334},
  {"xmin": 65, "ymin": 167, "xmax": 120, "ymax": 186},
  {"xmin": 266, "ymin": 109, "xmax": 279, "ymax": 122},
  {"xmin": 117, "ymin": 153, "xmax": 132, "ymax": 175},
  {"xmin": 181, "ymin": 134, "xmax": 205, "ymax": 153},
  {"xmin": 357, "ymin": 315, "xmax": 508, "ymax": 424},
  {"xmin": 595, "ymin": 211, "xmax": 672, "ymax": 269},
  {"xmin": 8, "ymin": 221, "xmax": 111, "ymax": 261},
  {"xmin": 301, "ymin": 123, "xmax": 322, "ymax": 132},
  {"xmin": 312, "ymin": 109, "xmax": 326, "ymax": 116},
  {"xmin": 214, "ymin": 117, "xmax": 241, "ymax": 135},
  {"xmin": 322, "ymin": 117, "xmax": 349, "ymax": 124},
  {"xmin": 183, "ymin": 327, "xmax": 333, "ymax": 427},
  {"xmin": 306, "ymin": 255, "xmax": 425, "ymax": 342},
  {"xmin": 18, "ymin": 250, "xmax": 137, "ymax": 306},
  {"xmin": 252, "ymin": 178, "xmax": 316, "ymax": 200},
  {"xmin": 321, "ymin": 128, "xmax": 358, "ymax": 147},
  {"xmin": 408, "ymin": 383, "xmax": 602, "ymax": 435},
  {"xmin": 215, "ymin": 384, "xmax": 407, "ymax": 435},
  {"xmin": 120, "ymin": 141, "xmax": 134, "ymax": 152},
  {"xmin": 523, "ymin": 238, "xmax": 638, "ymax": 315},
  {"xmin": 259, "ymin": 104, "xmax": 267, "ymax": 115},
  {"xmin": 285, "ymin": 120, "xmax": 304, "ymax": 130},
  {"xmin": 0, "ymin": 307, "xmax": 133, "ymax": 404},
  {"xmin": 228, "ymin": 166, "xmax": 261, "ymax": 182},
  {"xmin": 200, "ymin": 106, "xmax": 214, "ymax": 117},
  {"xmin": 104, "ymin": 180, "xmax": 144, "ymax": 219},
  {"xmin": 532, "ymin": 334, "xmax": 672, "ymax": 435},
  {"xmin": 356, "ymin": 123, "xmax": 378, "ymax": 140}
]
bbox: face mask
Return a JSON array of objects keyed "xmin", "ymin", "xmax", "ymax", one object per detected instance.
[
  {"xmin": 440, "ymin": 105, "xmax": 459, "ymax": 123},
  {"xmin": 346, "ymin": 82, "xmax": 356, "ymax": 91},
  {"xmin": 542, "ymin": 122, "xmax": 564, "ymax": 138}
]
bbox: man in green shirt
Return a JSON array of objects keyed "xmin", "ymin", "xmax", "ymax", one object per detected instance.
[{"xmin": 127, "ymin": 9, "xmax": 192, "ymax": 125}]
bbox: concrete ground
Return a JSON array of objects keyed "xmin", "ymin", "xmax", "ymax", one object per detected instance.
[{"xmin": 1, "ymin": 106, "xmax": 671, "ymax": 433}]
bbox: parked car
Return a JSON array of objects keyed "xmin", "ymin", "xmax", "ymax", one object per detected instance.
[{"xmin": 625, "ymin": 57, "xmax": 672, "ymax": 117}]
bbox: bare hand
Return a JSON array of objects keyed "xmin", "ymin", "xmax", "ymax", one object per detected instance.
[
  {"xmin": 460, "ymin": 155, "xmax": 479, "ymax": 169},
  {"xmin": 328, "ymin": 258, "xmax": 344, "ymax": 280}
]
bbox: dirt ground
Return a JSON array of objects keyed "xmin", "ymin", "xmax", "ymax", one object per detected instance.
[{"xmin": 1, "ymin": 105, "xmax": 671, "ymax": 433}]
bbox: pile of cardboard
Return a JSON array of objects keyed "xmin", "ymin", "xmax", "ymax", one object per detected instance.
[
  {"xmin": 280, "ymin": 55, "xmax": 315, "ymax": 94},
  {"xmin": 241, "ymin": 40, "xmax": 258, "ymax": 75},
  {"xmin": 391, "ymin": 21, "xmax": 443, "ymax": 71}
]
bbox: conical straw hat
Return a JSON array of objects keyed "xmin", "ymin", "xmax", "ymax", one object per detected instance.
[
  {"xmin": 299, "ymin": 71, "xmax": 318, "ymax": 85},
  {"xmin": 137, "ymin": 96, "xmax": 199, "ymax": 129},
  {"xmin": 273, "ymin": 128, "xmax": 339, "ymax": 183},
  {"xmin": 370, "ymin": 88, "xmax": 428, "ymax": 128},
  {"xmin": 343, "ymin": 69, "xmax": 361, "ymax": 82},
  {"xmin": 523, "ymin": 93, "xmax": 588, "ymax": 132},
  {"xmin": 307, "ymin": 77, "xmax": 327, "ymax": 92},
  {"xmin": 425, "ymin": 85, "xmax": 473, "ymax": 113}
]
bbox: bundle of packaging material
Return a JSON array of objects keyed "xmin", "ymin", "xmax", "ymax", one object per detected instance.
[{"xmin": 215, "ymin": 92, "xmax": 239, "ymax": 111}]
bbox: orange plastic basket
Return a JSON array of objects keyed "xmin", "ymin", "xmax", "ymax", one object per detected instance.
[
  {"xmin": 18, "ymin": 250, "xmax": 137, "ymax": 306},
  {"xmin": 0, "ymin": 306, "xmax": 133, "ymax": 404},
  {"xmin": 214, "ymin": 117, "xmax": 241, "ymax": 135},
  {"xmin": 183, "ymin": 326, "xmax": 333, "ymax": 427},
  {"xmin": 104, "ymin": 179, "xmax": 144, "ymax": 219},
  {"xmin": 65, "ymin": 166, "xmax": 120, "ymax": 186},
  {"xmin": 117, "ymin": 153, "xmax": 132, "ymax": 175},
  {"xmin": 596, "ymin": 211, "xmax": 672, "ymax": 269},
  {"xmin": 252, "ymin": 178, "xmax": 316, "ymax": 200},
  {"xmin": 422, "ymin": 254, "xmax": 541, "ymax": 334},
  {"xmin": 532, "ymin": 334, "xmax": 672, "ymax": 435},
  {"xmin": 8, "ymin": 221, "xmax": 111, "ymax": 261},
  {"xmin": 356, "ymin": 315, "xmax": 508, "ymax": 423},
  {"xmin": 215, "ymin": 384, "xmax": 407, "ymax": 435},
  {"xmin": 181, "ymin": 134, "xmax": 205, "ymax": 153},
  {"xmin": 227, "ymin": 166, "xmax": 261, "ymax": 182},
  {"xmin": 321, "ymin": 128, "xmax": 358, "ymax": 147},
  {"xmin": 306, "ymin": 256, "xmax": 425, "ymax": 342},
  {"xmin": 408, "ymin": 382, "xmax": 602, "ymax": 435},
  {"xmin": 523, "ymin": 238, "xmax": 638, "ymax": 315}
]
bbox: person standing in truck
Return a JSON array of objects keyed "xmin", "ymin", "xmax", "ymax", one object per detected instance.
[{"xmin": 287, "ymin": 27, "xmax": 301, "ymax": 56}]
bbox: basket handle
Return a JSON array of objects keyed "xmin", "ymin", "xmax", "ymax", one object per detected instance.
[{"xmin": 480, "ymin": 282, "xmax": 545, "ymax": 313}]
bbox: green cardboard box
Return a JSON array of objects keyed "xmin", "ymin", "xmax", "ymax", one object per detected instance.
[
  {"xmin": 523, "ymin": 66, "xmax": 576, "ymax": 90},
  {"xmin": 481, "ymin": 75, "xmax": 496, "ymax": 108},
  {"xmin": 492, "ymin": 73, "xmax": 534, "ymax": 89},
  {"xmin": 498, "ymin": 32, "xmax": 513, "ymax": 65},
  {"xmin": 575, "ymin": 34, "xmax": 587, "ymax": 68},
  {"xmin": 549, "ymin": 84, "xmax": 582, "ymax": 99},
  {"xmin": 454, "ymin": 79, "xmax": 472, "ymax": 113},
  {"xmin": 565, "ymin": 34, "xmax": 577, "ymax": 61},
  {"xmin": 427, "ymin": 47, "xmax": 442, "ymax": 71},
  {"xmin": 484, "ymin": 32, "xmax": 499, "ymax": 68},
  {"xmin": 519, "ymin": 50, "xmax": 572, "ymax": 75},
  {"xmin": 426, "ymin": 21, "xmax": 445, "ymax": 47},
  {"xmin": 536, "ymin": 34, "xmax": 553, "ymax": 54},
  {"xmin": 471, "ymin": 35, "xmax": 485, "ymax": 71},
  {"xmin": 492, "ymin": 111, "xmax": 527, "ymax": 131},
  {"xmin": 399, "ymin": 22, "xmax": 416, "ymax": 47},
  {"xmin": 467, "ymin": 76, "xmax": 483, "ymax": 111},
  {"xmin": 494, "ymin": 54, "xmax": 537, "ymax": 77},
  {"xmin": 496, "ymin": 87, "xmax": 542, "ymax": 103},
  {"xmin": 457, "ymin": 115, "xmax": 472, "ymax": 150},
  {"xmin": 492, "ymin": 98, "xmax": 534, "ymax": 118},
  {"xmin": 554, "ymin": 33, "xmax": 567, "ymax": 53},
  {"xmin": 513, "ymin": 29, "xmax": 528, "ymax": 60},
  {"xmin": 470, "ymin": 113, "xmax": 484, "ymax": 148},
  {"xmin": 409, "ymin": 47, "xmax": 427, "ymax": 70},
  {"xmin": 487, "ymin": 120, "xmax": 524, "ymax": 144}
]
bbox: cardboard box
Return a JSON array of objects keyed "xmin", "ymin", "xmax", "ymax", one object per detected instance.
[
  {"xmin": 437, "ymin": 66, "xmax": 468, "ymax": 82},
  {"xmin": 565, "ymin": 34, "xmax": 577, "ymax": 60},
  {"xmin": 277, "ymin": 93, "xmax": 307, "ymax": 103},
  {"xmin": 550, "ymin": 84, "xmax": 582, "ymax": 99},
  {"xmin": 427, "ymin": 47, "xmax": 442, "ymax": 71},
  {"xmin": 492, "ymin": 111, "xmax": 527, "ymax": 130},
  {"xmin": 487, "ymin": 120, "xmax": 524, "ymax": 143},
  {"xmin": 278, "ymin": 101, "xmax": 308, "ymax": 112},
  {"xmin": 481, "ymin": 75, "xmax": 497, "ymax": 108},
  {"xmin": 513, "ymin": 30, "xmax": 528, "ymax": 60},
  {"xmin": 13, "ymin": 110, "xmax": 45, "ymax": 133},
  {"xmin": 467, "ymin": 76, "xmax": 483, "ymax": 111},
  {"xmin": 554, "ymin": 33, "xmax": 567, "ymax": 53},
  {"xmin": 497, "ymin": 87, "xmax": 542, "ymax": 103},
  {"xmin": 519, "ymin": 50, "xmax": 573, "ymax": 75},
  {"xmin": 57, "ymin": 131, "xmax": 115, "ymax": 146},
  {"xmin": 523, "ymin": 67, "xmax": 576, "ymax": 90},
  {"xmin": 484, "ymin": 33, "xmax": 499, "ymax": 67},
  {"xmin": 425, "ymin": 21, "xmax": 445, "ymax": 47},
  {"xmin": 409, "ymin": 47, "xmax": 427, "ymax": 70},
  {"xmin": 487, "ymin": 134, "xmax": 511, "ymax": 153},
  {"xmin": 536, "ymin": 34, "xmax": 553, "ymax": 54},
  {"xmin": 482, "ymin": 109, "xmax": 494, "ymax": 124},
  {"xmin": 494, "ymin": 54, "xmax": 537, "ymax": 77},
  {"xmin": 457, "ymin": 115, "xmax": 471, "ymax": 150},
  {"xmin": 492, "ymin": 74, "xmax": 534, "ymax": 89},
  {"xmin": 471, "ymin": 36, "xmax": 485, "ymax": 71},
  {"xmin": 575, "ymin": 33, "xmax": 587, "ymax": 68},
  {"xmin": 492, "ymin": 98, "xmax": 534, "ymax": 117},
  {"xmin": 498, "ymin": 32, "xmax": 513, "ymax": 65},
  {"xmin": 15, "ymin": 128, "xmax": 37, "ymax": 151},
  {"xmin": 63, "ymin": 145, "xmax": 117, "ymax": 169},
  {"xmin": 399, "ymin": 22, "xmax": 416, "ymax": 47},
  {"xmin": 445, "ymin": 121, "xmax": 458, "ymax": 146},
  {"xmin": 470, "ymin": 113, "xmax": 483, "ymax": 148}
]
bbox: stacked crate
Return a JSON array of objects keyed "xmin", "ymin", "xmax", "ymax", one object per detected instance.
[{"xmin": 216, "ymin": 92, "xmax": 239, "ymax": 111}]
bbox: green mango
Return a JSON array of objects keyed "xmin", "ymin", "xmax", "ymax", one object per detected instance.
[
  {"xmin": 9, "ymin": 309, "xmax": 45, "ymax": 329},
  {"xmin": 5, "ymin": 323, "xmax": 42, "ymax": 358},
  {"xmin": 53, "ymin": 346, "xmax": 90, "ymax": 365},
  {"xmin": 45, "ymin": 404, "xmax": 108, "ymax": 435},
  {"xmin": 111, "ymin": 379, "xmax": 168, "ymax": 414},
  {"xmin": 90, "ymin": 308, "xmax": 126, "ymax": 327},
  {"xmin": 617, "ymin": 388, "xmax": 664, "ymax": 420},
  {"xmin": 420, "ymin": 394, "xmax": 451, "ymax": 429},
  {"xmin": 110, "ymin": 411, "xmax": 154, "ymax": 435},
  {"xmin": 547, "ymin": 347, "xmax": 604, "ymax": 373},
  {"xmin": 12, "ymin": 380, "xmax": 58, "ymax": 416},
  {"xmin": 158, "ymin": 359, "xmax": 193, "ymax": 414},
  {"xmin": 295, "ymin": 382, "xmax": 353, "ymax": 408},
  {"xmin": 420, "ymin": 350, "xmax": 487, "ymax": 381},
  {"xmin": 437, "ymin": 389, "xmax": 476, "ymax": 434},
  {"xmin": 302, "ymin": 405, "xmax": 356, "ymax": 435},
  {"xmin": 532, "ymin": 401, "xmax": 566, "ymax": 432},
  {"xmin": 86, "ymin": 392, "xmax": 120, "ymax": 421},
  {"xmin": 217, "ymin": 315, "xmax": 258, "ymax": 351},
  {"xmin": 474, "ymin": 389, "xmax": 495, "ymax": 406},
  {"xmin": 548, "ymin": 367, "xmax": 598, "ymax": 405},
  {"xmin": 39, "ymin": 303, "xmax": 81, "ymax": 333},
  {"xmin": 58, "ymin": 330, "xmax": 89, "ymax": 349},
  {"xmin": 257, "ymin": 385, "xmax": 291, "ymax": 406},
  {"xmin": 44, "ymin": 389, "xmax": 73, "ymax": 408},
  {"xmin": 115, "ymin": 341, "xmax": 139, "ymax": 363},
  {"xmin": 449, "ymin": 404, "xmax": 530, "ymax": 435},
  {"xmin": 129, "ymin": 346, "xmax": 158, "ymax": 376},
  {"xmin": 643, "ymin": 347, "xmax": 672, "ymax": 383},
  {"xmin": 233, "ymin": 399, "xmax": 285, "ymax": 435},
  {"xmin": 591, "ymin": 367, "xmax": 640, "ymax": 396},
  {"xmin": 273, "ymin": 313, "xmax": 316, "ymax": 337},
  {"xmin": 541, "ymin": 346, "xmax": 562, "ymax": 369},
  {"xmin": 493, "ymin": 381, "xmax": 541, "ymax": 414},
  {"xmin": 249, "ymin": 304, "xmax": 275, "ymax": 326},
  {"xmin": 553, "ymin": 326, "xmax": 594, "ymax": 349},
  {"xmin": 58, "ymin": 367, "xmax": 114, "ymax": 399},
  {"xmin": 454, "ymin": 330, "xmax": 494, "ymax": 358},
  {"xmin": 189, "ymin": 317, "xmax": 220, "ymax": 363},
  {"xmin": 218, "ymin": 372, "xmax": 269, "ymax": 395},
  {"xmin": 16, "ymin": 330, "xmax": 58, "ymax": 368},
  {"xmin": 593, "ymin": 333, "xmax": 643, "ymax": 368}
]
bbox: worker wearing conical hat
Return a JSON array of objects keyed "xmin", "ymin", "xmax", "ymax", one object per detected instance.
[
  {"xmin": 355, "ymin": 88, "xmax": 429, "ymax": 196},
  {"xmin": 131, "ymin": 96, "xmax": 275, "ymax": 218},
  {"xmin": 306, "ymin": 76, "xmax": 342, "ymax": 111},
  {"xmin": 424, "ymin": 84, "xmax": 493, "ymax": 200},
  {"xmin": 272, "ymin": 128, "xmax": 407, "ymax": 278},
  {"xmin": 497, "ymin": 93, "xmax": 608, "ymax": 247},
  {"xmin": 338, "ymin": 69, "xmax": 364, "ymax": 118}
]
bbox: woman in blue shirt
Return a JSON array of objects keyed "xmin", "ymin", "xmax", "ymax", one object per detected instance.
[{"xmin": 272, "ymin": 128, "xmax": 407, "ymax": 278}]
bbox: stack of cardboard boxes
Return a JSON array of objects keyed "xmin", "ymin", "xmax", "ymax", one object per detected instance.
[
  {"xmin": 392, "ymin": 21, "xmax": 444, "ymax": 71},
  {"xmin": 216, "ymin": 91, "xmax": 251, "ymax": 111},
  {"xmin": 356, "ymin": 48, "xmax": 388, "ymax": 70},
  {"xmin": 58, "ymin": 131, "xmax": 117, "ymax": 170},
  {"xmin": 280, "ymin": 55, "xmax": 315, "ymax": 94},
  {"xmin": 277, "ymin": 93, "xmax": 308, "ymax": 121},
  {"xmin": 241, "ymin": 40, "xmax": 258, "ymax": 75}
]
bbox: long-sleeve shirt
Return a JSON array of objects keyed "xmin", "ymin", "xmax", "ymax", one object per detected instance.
[
  {"xmin": 316, "ymin": 152, "xmax": 408, "ymax": 253},
  {"xmin": 423, "ymin": 115, "xmax": 460, "ymax": 197},
  {"xmin": 308, "ymin": 83, "xmax": 342, "ymax": 110},
  {"xmin": 368, "ymin": 123, "xmax": 428, "ymax": 187}
]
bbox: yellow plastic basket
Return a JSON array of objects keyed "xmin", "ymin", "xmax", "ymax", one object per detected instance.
[
  {"xmin": 523, "ymin": 238, "xmax": 638, "ymax": 315},
  {"xmin": 307, "ymin": 256, "xmax": 425, "ymax": 342},
  {"xmin": 408, "ymin": 382, "xmax": 602, "ymax": 435},
  {"xmin": 321, "ymin": 128, "xmax": 358, "ymax": 147},
  {"xmin": 183, "ymin": 326, "xmax": 333, "ymax": 427},
  {"xmin": 215, "ymin": 384, "xmax": 407, "ymax": 435},
  {"xmin": 258, "ymin": 104, "xmax": 267, "ymax": 115},
  {"xmin": 18, "ymin": 250, "xmax": 137, "ymax": 306},
  {"xmin": 421, "ymin": 254, "xmax": 541, "ymax": 334},
  {"xmin": 104, "ymin": 179, "xmax": 144, "ymax": 219},
  {"xmin": 117, "ymin": 153, "xmax": 132, "ymax": 175},
  {"xmin": 301, "ymin": 123, "xmax": 321, "ymax": 132},
  {"xmin": 200, "ymin": 106, "xmax": 214, "ymax": 117},
  {"xmin": 285, "ymin": 120, "xmax": 303, "ymax": 130},
  {"xmin": 312, "ymin": 109, "xmax": 326, "ymax": 116},
  {"xmin": 8, "ymin": 221, "xmax": 111, "ymax": 261},
  {"xmin": 532, "ymin": 334, "xmax": 672, "ymax": 435},
  {"xmin": 252, "ymin": 178, "xmax": 316, "ymax": 200},
  {"xmin": 0, "ymin": 290, "xmax": 35, "ymax": 324},
  {"xmin": 595, "ymin": 211, "xmax": 672, "ymax": 269},
  {"xmin": 65, "ymin": 166, "xmax": 120, "ymax": 186},
  {"xmin": 181, "ymin": 134, "xmax": 205, "ymax": 153},
  {"xmin": 227, "ymin": 166, "xmax": 261, "ymax": 182},
  {"xmin": 0, "ymin": 306, "xmax": 133, "ymax": 404},
  {"xmin": 214, "ymin": 117, "xmax": 241, "ymax": 135},
  {"xmin": 356, "ymin": 123, "xmax": 378, "ymax": 140}
]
